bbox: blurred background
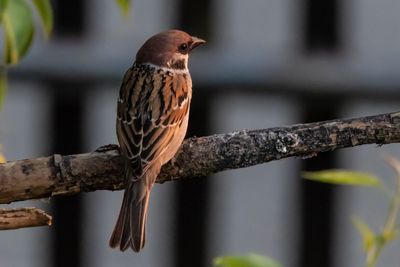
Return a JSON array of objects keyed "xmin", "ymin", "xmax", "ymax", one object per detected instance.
[{"xmin": 1, "ymin": 0, "xmax": 400, "ymax": 266}]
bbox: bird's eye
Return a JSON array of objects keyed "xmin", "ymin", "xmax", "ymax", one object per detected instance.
[{"xmin": 179, "ymin": 43, "xmax": 188, "ymax": 52}]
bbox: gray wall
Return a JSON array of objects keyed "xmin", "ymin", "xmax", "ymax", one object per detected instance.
[{"xmin": 1, "ymin": 0, "xmax": 400, "ymax": 266}]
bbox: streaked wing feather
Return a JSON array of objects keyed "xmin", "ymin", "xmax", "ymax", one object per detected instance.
[{"xmin": 117, "ymin": 64, "xmax": 190, "ymax": 178}]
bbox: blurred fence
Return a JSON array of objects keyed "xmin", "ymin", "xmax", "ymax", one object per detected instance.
[{"xmin": 1, "ymin": 0, "xmax": 400, "ymax": 267}]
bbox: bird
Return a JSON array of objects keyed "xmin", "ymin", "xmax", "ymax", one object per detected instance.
[{"xmin": 109, "ymin": 29, "xmax": 206, "ymax": 252}]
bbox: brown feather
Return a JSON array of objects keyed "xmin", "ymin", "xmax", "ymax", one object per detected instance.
[
  {"xmin": 111, "ymin": 29, "xmax": 204, "ymax": 252},
  {"xmin": 111, "ymin": 63, "xmax": 191, "ymax": 252}
]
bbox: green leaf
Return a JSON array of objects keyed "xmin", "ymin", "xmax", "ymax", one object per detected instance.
[
  {"xmin": 214, "ymin": 254, "xmax": 282, "ymax": 267},
  {"xmin": 2, "ymin": 0, "xmax": 34, "ymax": 64},
  {"xmin": 352, "ymin": 216, "xmax": 376, "ymax": 252},
  {"xmin": 382, "ymin": 228, "xmax": 400, "ymax": 243},
  {"xmin": 0, "ymin": 144, "xmax": 6, "ymax": 163},
  {"xmin": 0, "ymin": 0, "xmax": 8, "ymax": 22},
  {"xmin": 302, "ymin": 169, "xmax": 382, "ymax": 187},
  {"xmin": 0, "ymin": 152, "xmax": 5, "ymax": 163},
  {"xmin": 32, "ymin": 0, "xmax": 53, "ymax": 38},
  {"xmin": 0, "ymin": 68, "xmax": 6, "ymax": 108},
  {"xmin": 116, "ymin": 0, "xmax": 131, "ymax": 16}
]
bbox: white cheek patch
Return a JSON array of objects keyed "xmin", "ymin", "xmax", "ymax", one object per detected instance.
[
  {"xmin": 174, "ymin": 53, "xmax": 188, "ymax": 63},
  {"xmin": 166, "ymin": 53, "xmax": 188, "ymax": 70}
]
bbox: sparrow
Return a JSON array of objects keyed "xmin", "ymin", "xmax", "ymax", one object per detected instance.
[{"xmin": 109, "ymin": 30, "xmax": 206, "ymax": 252}]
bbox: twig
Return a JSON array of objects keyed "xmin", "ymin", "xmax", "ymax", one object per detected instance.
[
  {"xmin": 0, "ymin": 111, "xmax": 399, "ymax": 205},
  {"xmin": 0, "ymin": 207, "xmax": 52, "ymax": 230}
]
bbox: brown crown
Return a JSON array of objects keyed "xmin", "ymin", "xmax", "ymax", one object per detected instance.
[{"xmin": 135, "ymin": 29, "xmax": 205, "ymax": 68}]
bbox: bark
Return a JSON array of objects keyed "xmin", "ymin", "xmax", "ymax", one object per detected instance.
[
  {"xmin": 0, "ymin": 207, "xmax": 52, "ymax": 230},
  {"xmin": 0, "ymin": 111, "xmax": 399, "ymax": 206}
]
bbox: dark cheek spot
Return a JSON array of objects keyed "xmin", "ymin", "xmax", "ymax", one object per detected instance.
[{"xmin": 171, "ymin": 59, "xmax": 186, "ymax": 70}]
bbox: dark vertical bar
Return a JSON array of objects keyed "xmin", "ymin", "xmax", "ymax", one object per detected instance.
[
  {"xmin": 301, "ymin": 0, "xmax": 342, "ymax": 261},
  {"xmin": 301, "ymin": 0, "xmax": 341, "ymax": 261},
  {"xmin": 304, "ymin": 0, "xmax": 340, "ymax": 52},
  {"xmin": 174, "ymin": 91, "xmax": 210, "ymax": 267},
  {"xmin": 176, "ymin": 0, "xmax": 212, "ymax": 39},
  {"xmin": 49, "ymin": 85, "xmax": 85, "ymax": 267},
  {"xmin": 298, "ymin": 98, "xmax": 340, "ymax": 267},
  {"xmin": 53, "ymin": 0, "xmax": 86, "ymax": 37},
  {"xmin": 174, "ymin": 1, "xmax": 212, "ymax": 267},
  {"xmin": 301, "ymin": 0, "xmax": 342, "ymax": 262},
  {"xmin": 49, "ymin": 2, "xmax": 87, "ymax": 267}
]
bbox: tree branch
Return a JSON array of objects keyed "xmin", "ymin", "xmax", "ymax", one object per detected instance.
[
  {"xmin": 0, "ymin": 111, "xmax": 399, "ymax": 205},
  {"xmin": 0, "ymin": 207, "xmax": 52, "ymax": 230}
]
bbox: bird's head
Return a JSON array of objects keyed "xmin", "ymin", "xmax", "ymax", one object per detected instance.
[{"xmin": 135, "ymin": 29, "xmax": 206, "ymax": 71}]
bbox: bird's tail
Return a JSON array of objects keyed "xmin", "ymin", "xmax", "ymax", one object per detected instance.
[{"xmin": 109, "ymin": 170, "xmax": 153, "ymax": 252}]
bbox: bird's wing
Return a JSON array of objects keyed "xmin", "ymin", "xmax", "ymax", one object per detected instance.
[{"xmin": 117, "ymin": 65, "xmax": 191, "ymax": 180}]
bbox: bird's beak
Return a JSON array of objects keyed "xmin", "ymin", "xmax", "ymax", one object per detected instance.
[{"xmin": 190, "ymin": 36, "xmax": 206, "ymax": 51}]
